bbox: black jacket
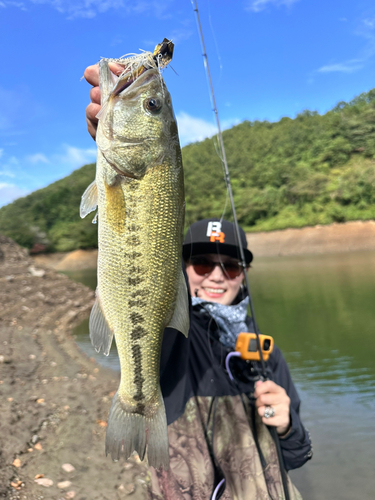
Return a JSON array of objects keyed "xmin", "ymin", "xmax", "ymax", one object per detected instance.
[{"xmin": 160, "ymin": 300, "xmax": 312, "ymax": 471}]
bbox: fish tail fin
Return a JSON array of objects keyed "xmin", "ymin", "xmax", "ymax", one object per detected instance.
[
  {"xmin": 105, "ymin": 390, "xmax": 169, "ymax": 470},
  {"xmin": 146, "ymin": 393, "xmax": 169, "ymax": 470}
]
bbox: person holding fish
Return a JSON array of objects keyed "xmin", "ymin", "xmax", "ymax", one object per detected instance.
[{"xmin": 84, "ymin": 53, "xmax": 312, "ymax": 500}]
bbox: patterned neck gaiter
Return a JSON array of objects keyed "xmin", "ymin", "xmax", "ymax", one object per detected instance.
[{"xmin": 192, "ymin": 296, "xmax": 249, "ymax": 349}]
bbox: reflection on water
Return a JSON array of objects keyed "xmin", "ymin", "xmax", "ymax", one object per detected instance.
[
  {"xmin": 250, "ymin": 251, "xmax": 375, "ymax": 402},
  {"xmin": 249, "ymin": 251, "xmax": 375, "ymax": 499},
  {"xmin": 61, "ymin": 268, "xmax": 97, "ymax": 290},
  {"xmin": 69, "ymin": 251, "xmax": 375, "ymax": 500},
  {"xmin": 74, "ymin": 317, "xmax": 121, "ymax": 371},
  {"xmin": 62, "ymin": 268, "xmax": 120, "ymax": 370}
]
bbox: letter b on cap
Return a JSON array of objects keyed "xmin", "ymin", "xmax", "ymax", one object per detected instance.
[
  {"xmin": 207, "ymin": 221, "xmax": 225, "ymax": 243},
  {"xmin": 206, "ymin": 221, "xmax": 222, "ymax": 237}
]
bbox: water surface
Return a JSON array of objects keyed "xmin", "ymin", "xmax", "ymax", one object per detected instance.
[
  {"xmin": 69, "ymin": 251, "xmax": 375, "ymax": 499},
  {"xmin": 250, "ymin": 251, "xmax": 375, "ymax": 499}
]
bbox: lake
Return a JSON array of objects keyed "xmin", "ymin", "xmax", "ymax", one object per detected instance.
[{"xmin": 66, "ymin": 250, "xmax": 375, "ymax": 499}]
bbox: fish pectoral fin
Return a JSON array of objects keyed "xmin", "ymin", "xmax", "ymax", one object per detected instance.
[
  {"xmin": 166, "ymin": 270, "xmax": 189, "ymax": 338},
  {"xmin": 80, "ymin": 180, "xmax": 98, "ymax": 219},
  {"xmin": 89, "ymin": 293, "xmax": 114, "ymax": 356}
]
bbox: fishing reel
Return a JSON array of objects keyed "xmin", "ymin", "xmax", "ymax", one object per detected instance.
[
  {"xmin": 225, "ymin": 333, "xmax": 274, "ymax": 383},
  {"xmin": 235, "ymin": 332, "xmax": 274, "ymax": 362}
]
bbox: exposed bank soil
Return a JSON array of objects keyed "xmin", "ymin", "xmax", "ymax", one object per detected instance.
[
  {"xmin": 33, "ymin": 250, "xmax": 98, "ymax": 272},
  {"xmin": 246, "ymin": 220, "xmax": 375, "ymax": 258},
  {"xmin": 32, "ymin": 221, "xmax": 375, "ymax": 273},
  {"xmin": 0, "ymin": 236, "xmax": 148, "ymax": 500}
]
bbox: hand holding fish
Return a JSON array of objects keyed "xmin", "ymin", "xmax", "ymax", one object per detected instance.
[
  {"xmin": 254, "ymin": 380, "xmax": 291, "ymax": 436},
  {"xmin": 84, "ymin": 62, "xmax": 125, "ymax": 140}
]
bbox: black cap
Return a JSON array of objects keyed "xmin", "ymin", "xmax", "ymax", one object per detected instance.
[{"xmin": 183, "ymin": 218, "xmax": 253, "ymax": 265}]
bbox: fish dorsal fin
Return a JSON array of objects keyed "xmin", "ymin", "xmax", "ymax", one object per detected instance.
[
  {"xmin": 80, "ymin": 180, "xmax": 98, "ymax": 219},
  {"xmin": 166, "ymin": 270, "xmax": 189, "ymax": 338},
  {"xmin": 89, "ymin": 292, "xmax": 114, "ymax": 356}
]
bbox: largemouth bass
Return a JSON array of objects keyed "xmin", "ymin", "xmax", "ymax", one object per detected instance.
[{"xmin": 80, "ymin": 41, "xmax": 189, "ymax": 470}]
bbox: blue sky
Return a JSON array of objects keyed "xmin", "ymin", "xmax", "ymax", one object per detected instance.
[{"xmin": 1, "ymin": 0, "xmax": 375, "ymax": 206}]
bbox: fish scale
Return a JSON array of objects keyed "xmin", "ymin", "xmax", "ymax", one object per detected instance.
[{"xmin": 81, "ymin": 47, "xmax": 189, "ymax": 468}]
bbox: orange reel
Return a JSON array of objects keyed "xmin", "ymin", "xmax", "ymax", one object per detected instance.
[{"xmin": 235, "ymin": 332, "xmax": 274, "ymax": 362}]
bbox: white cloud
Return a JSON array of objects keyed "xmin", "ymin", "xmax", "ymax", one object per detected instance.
[
  {"xmin": 111, "ymin": 35, "xmax": 125, "ymax": 47},
  {"xmin": 0, "ymin": 170, "xmax": 16, "ymax": 178},
  {"xmin": 246, "ymin": 0, "xmax": 299, "ymax": 13},
  {"xmin": 176, "ymin": 112, "xmax": 218, "ymax": 146},
  {"xmin": 169, "ymin": 19, "xmax": 194, "ymax": 45},
  {"xmin": 222, "ymin": 118, "xmax": 241, "ymax": 129},
  {"xmin": 318, "ymin": 60, "xmax": 363, "ymax": 74},
  {"xmin": 176, "ymin": 112, "xmax": 240, "ymax": 146},
  {"xmin": 363, "ymin": 17, "xmax": 375, "ymax": 29},
  {"xmin": 54, "ymin": 144, "xmax": 97, "ymax": 167},
  {"xmin": 27, "ymin": 0, "xmax": 172, "ymax": 20},
  {"xmin": 0, "ymin": 153, "xmax": 18, "ymax": 179},
  {"xmin": 27, "ymin": 153, "xmax": 49, "ymax": 164},
  {"xmin": 317, "ymin": 13, "xmax": 375, "ymax": 76},
  {"xmin": 0, "ymin": 144, "xmax": 97, "ymax": 206},
  {"xmin": 0, "ymin": 183, "xmax": 30, "ymax": 207},
  {"xmin": 169, "ymin": 28, "xmax": 194, "ymax": 45},
  {"xmin": 0, "ymin": 1, "xmax": 27, "ymax": 9}
]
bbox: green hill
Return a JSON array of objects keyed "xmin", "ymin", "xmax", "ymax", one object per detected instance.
[{"xmin": 1, "ymin": 88, "xmax": 375, "ymax": 252}]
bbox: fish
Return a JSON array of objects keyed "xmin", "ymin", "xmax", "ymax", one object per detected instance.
[{"xmin": 80, "ymin": 40, "xmax": 189, "ymax": 470}]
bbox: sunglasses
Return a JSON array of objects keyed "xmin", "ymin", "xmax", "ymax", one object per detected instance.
[{"xmin": 189, "ymin": 257, "xmax": 244, "ymax": 280}]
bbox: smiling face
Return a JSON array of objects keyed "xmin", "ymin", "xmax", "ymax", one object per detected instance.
[{"xmin": 185, "ymin": 253, "xmax": 245, "ymax": 306}]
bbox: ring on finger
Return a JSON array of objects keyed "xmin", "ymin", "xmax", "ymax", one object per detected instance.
[{"xmin": 264, "ymin": 405, "xmax": 275, "ymax": 419}]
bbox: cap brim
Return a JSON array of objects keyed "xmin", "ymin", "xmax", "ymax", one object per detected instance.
[{"xmin": 182, "ymin": 242, "xmax": 253, "ymax": 265}]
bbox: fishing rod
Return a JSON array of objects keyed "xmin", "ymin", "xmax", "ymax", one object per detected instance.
[
  {"xmin": 191, "ymin": 3, "xmax": 291, "ymax": 500},
  {"xmin": 191, "ymin": 0, "xmax": 266, "ymax": 377}
]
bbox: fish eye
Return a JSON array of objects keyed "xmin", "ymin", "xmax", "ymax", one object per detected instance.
[{"xmin": 144, "ymin": 97, "xmax": 163, "ymax": 114}]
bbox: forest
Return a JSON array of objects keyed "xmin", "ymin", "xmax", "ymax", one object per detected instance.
[{"xmin": 0, "ymin": 88, "xmax": 374, "ymax": 252}]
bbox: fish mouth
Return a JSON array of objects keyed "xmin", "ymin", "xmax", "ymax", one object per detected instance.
[
  {"xmin": 112, "ymin": 67, "xmax": 160, "ymax": 98},
  {"xmin": 112, "ymin": 66, "xmax": 149, "ymax": 96}
]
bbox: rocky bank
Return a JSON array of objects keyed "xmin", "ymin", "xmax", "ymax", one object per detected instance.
[{"xmin": 0, "ymin": 236, "xmax": 147, "ymax": 500}]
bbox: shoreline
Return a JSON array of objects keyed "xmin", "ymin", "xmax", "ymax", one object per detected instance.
[
  {"xmin": 32, "ymin": 220, "xmax": 375, "ymax": 271},
  {"xmin": 246, "ymin": 219, "xmax": 375, "ymax": 258}
]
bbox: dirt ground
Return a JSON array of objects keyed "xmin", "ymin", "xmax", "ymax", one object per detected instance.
[{"xmin": 0, "ymin": 236, "xmax": 148, "ymax": 500}]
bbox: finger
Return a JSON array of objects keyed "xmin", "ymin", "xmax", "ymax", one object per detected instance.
[
  {"xmin": 90, "ymin": 86, "xmax": 101, "ymax": 105},
  {"xmin": 258, "ymin": 405, "xmax": 290, "ymax": 430},
  {"xmin": 254, "ymin": 380, "xmax": 283, "ymax": 397},
  {"xmin": 86, "ymin": 103, "xmax": 101, "ymax": 140},
  {"xmin": 84, "ymin": 64, "xmax": 100, "ymax": 87},
  {"xmin": 108, "ymin": 62, "xmax": 126, "ymax": 75},
  {"xmin": 255, "ymin": 392, "xmax": 289, "ymax": 408},
  {"xmin": 86, "ymin": 102, "xmax": 101, "ymax": 124},
  {"xmin": 261, "ymin": 414, "xmax": 286, "ymax": 429},
  {"xmin": 84, "ymin": 62, "xmax": 125, "ymax": 88}
]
